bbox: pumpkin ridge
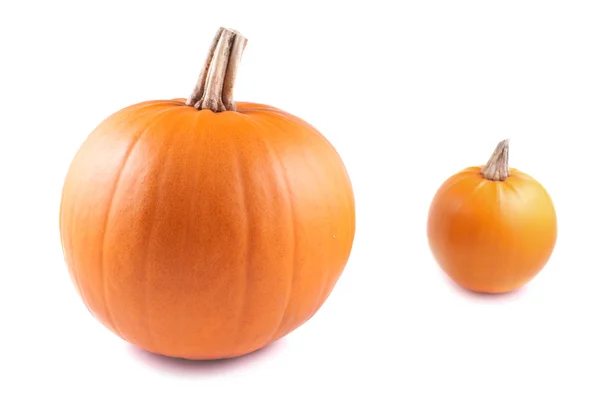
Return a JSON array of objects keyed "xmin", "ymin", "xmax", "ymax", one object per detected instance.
[
  {"xmin": 247, "ymin": 111, "xmax": 351, "ymax": 340},
  {"xmin": 92, "ymin": 102, "xmax": 177, "ymax": 141},
  {"xmin": 510, "ymin": 170, "xmax": 538, "ymax": 184},
  {"xmin": 270, "ymin": 153, "xmax": 297, "ymax": 342},
  {"xmin": 63, "ymin": 197, "xmax": 96, "ymax": 317},
  {"xmin": 231, "ymin": 125, "xmax": 252, "ymax": 353},
  {"xmin": 245, "ymin": 117, "xmax": 298, "ymax": 344},
  {"xmin": 139, "ymin": 109, "xmax": 194, "ymax": 354},
  {"xmin": 456, "ymin": 180, "xmax": 488, "ymax": 221},
  {"xmin": 234, "ymin": 113, "xmax": 296, "ymax": 348},
  {"xmin": 60, "ymin": 102, "xmax": 172, "ymax": 311},
  {"xmin": 241, "ymin": 106, "xmax": 341, "ymax": 158},
  {"xmin": 487, "ymin": 181, "xmax": 503, "ymax": 285},
  {"xmin": 298, "ymin": 144, "xmax": 335, "ymax": 324},
  {"xmin": 434, "ymin": 172, "xmax": 481, "ymax": 218},
  {"xmin": 99, "ymin": 107, "xmax": 181, "ymax": 340},
  {"xmin": 138, "ymin": 161, "xmax": 161, "ymax": 353},
  {"xmin": 62, "ymin": 183, "xmax": 88, "ymax": 312},
  {"xmin": 303, "ymin": 160, "xmax": 354, "ymax": 327},
  {"xmin": 502, "ymin": 179, "xmax": 523, "ymax": 200},
  {"xmin": 435, "ymin": 170, "xmax": 478, "ymax": 199},
  {"xmin": 430, "ymin": 177, "xmax": 486, "ymax": 268},
  {"xmin": 173, "ymin": 112, "xmax": 206, "ymax": 355},
  {"xmin": 316, "ymin": 151, "xmax": 355, "ymax": 315}
]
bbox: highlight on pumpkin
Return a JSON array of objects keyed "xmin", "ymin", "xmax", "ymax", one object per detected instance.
[
  {"xmin": 426, "ymin": 139, "xmax": 557, "ymax": 294},
  {"xmin": 59, "ymin": 27, "xmax": 356, "ymax": 360}
]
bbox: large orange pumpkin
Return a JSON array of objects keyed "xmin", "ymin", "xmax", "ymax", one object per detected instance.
[
  {"xmin": 427, "ymin": 140, "xmax": 557, "ymax": 294},
  {"xmin": 60, "ymin": 27, "xmax": 355, "ymax": 360}
]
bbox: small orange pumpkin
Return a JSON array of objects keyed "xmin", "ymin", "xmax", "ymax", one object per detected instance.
[
  {"xmin": 60, "ymin": 27, "xmax": 355, "ymax": 360},
  {"xmin": 427, "ymin": 140, "xmax": 557, "ymax": 294}
]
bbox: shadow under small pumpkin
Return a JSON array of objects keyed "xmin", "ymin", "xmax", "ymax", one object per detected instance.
[
  {"xmin": 427, "ymin": 140, "xmax": 557, "ymax": 294},
  {"xmin": 59, "ymin": 27, "xmax": 355, "ymax": 360}
]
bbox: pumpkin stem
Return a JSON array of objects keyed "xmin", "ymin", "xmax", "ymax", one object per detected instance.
[
  {"xmin": 186, "ymin": 27, "xmax": 248, "ymax": 112},
  {"xmin": 481, "ymin": 139, "xmax": 510, "ymax": 181}
]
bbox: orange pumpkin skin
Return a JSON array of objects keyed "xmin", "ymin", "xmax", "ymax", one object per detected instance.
[
  {"xmin": 59, "ymin": 99, "xmax": 355, "ymax": 360},
  {"xmin": 427, "ymin": 166, "xmax": 557, "ymax": 294}
]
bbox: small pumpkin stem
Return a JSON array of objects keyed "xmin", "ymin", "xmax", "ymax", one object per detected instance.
[
  {"xmin": 481, "ymin": 139, "xmax": 510, "ymax": 181},
  {"xmin": 185, "ymin": 27, "xmax": 248, "ymax": 112}
]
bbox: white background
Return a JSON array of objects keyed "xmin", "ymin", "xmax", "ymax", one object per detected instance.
[{"xmin": 1, "ymin": 0, "xmax": 599, "ymax": 398}]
